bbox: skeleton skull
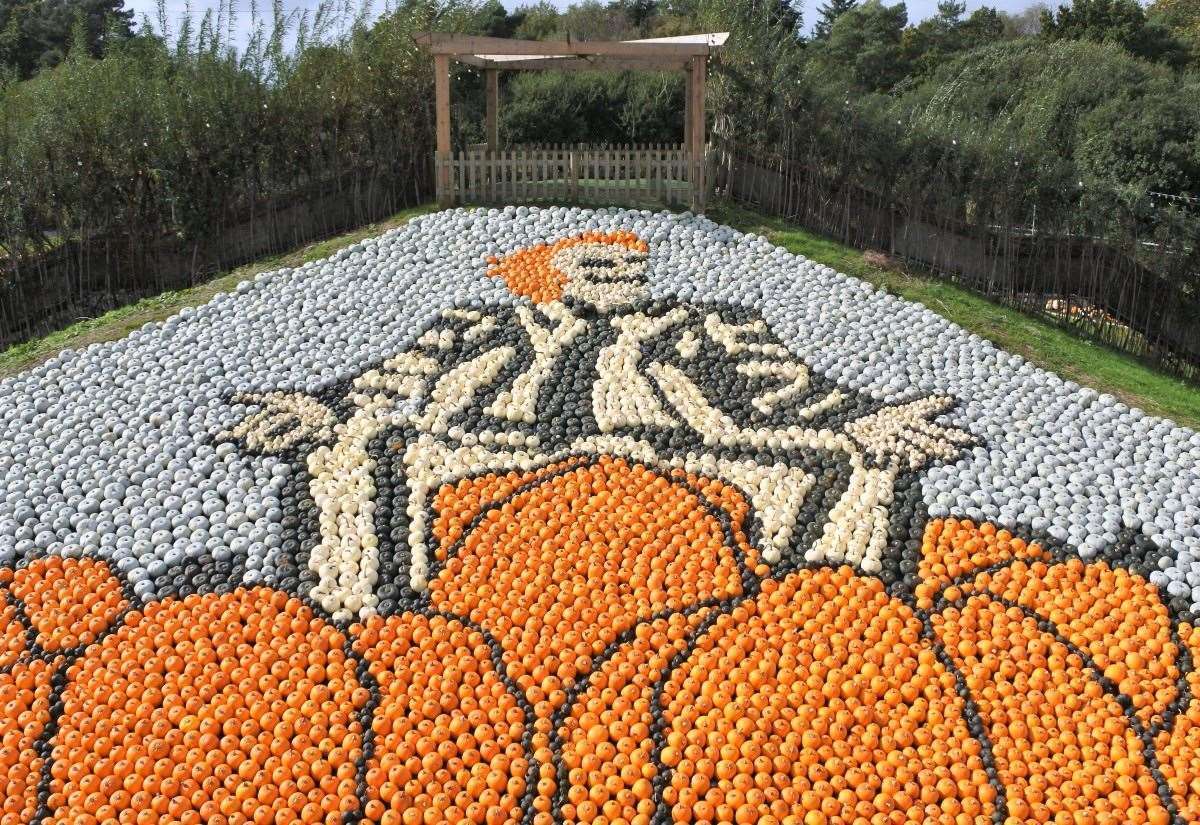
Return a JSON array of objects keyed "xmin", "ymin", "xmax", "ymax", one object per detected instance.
[{"xmin": 554, "ymin": 241, "xmax": 651, "ymax": 311}]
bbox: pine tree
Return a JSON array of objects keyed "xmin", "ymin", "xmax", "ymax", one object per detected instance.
[
  {"xmin": 0, "ymin": 0, "xmax": 133, "ymax": 78},
  {"xmin": 813, "ymin": 0, "xmax": 858, "ymax": 39}
]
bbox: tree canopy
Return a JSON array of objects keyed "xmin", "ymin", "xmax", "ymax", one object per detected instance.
[
  {"xmin": 0, "ymin": 0, "xmax": 132, "ymax": 78},
  {"xmin": 1041, "ymin": 0, "xmax": 1190, "ymax": 64}
]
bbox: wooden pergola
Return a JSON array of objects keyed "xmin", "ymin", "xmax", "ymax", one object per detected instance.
[{"xmin": 414, "ymin": 32, "xmax": 728, "ymax": 212}]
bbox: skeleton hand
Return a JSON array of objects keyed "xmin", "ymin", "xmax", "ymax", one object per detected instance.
[
  {"xmin": 843, "ymin": 395, "xmax": 973, "ymax": 471},
  {"xmin": 218, "ymin": 391, "xmax": 337, "ymax": 454}
]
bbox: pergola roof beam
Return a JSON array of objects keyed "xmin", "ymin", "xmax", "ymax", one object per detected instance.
[
  {"xmin": 414, "ymin": 32, "xmax": 724, "ymax": 58},
  {"xmin": 466, "ymin": 56, "xmax": 690, "ymax": 72}
]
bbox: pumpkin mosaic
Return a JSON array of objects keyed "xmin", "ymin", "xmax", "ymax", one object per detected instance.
[{"xmin": 0, "ymin": 210, "xmax": 1198, "ymax": 824}]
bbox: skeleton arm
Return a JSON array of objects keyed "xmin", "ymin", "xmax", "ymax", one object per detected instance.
[
  {"xmin": 649, "ymin": 313, "xmax": 971, "ymax": 574},
  {"xmin": 302, "ymin": 308, "xmax": 515, "ymax": 621}
]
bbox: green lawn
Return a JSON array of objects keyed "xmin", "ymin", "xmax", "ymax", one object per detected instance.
[{"xmin": 3, "ymin": 199, "xmax": 1197, "ymax": 430}]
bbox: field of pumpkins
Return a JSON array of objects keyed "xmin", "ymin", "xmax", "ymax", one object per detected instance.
[{"xmin": 2, "ymin": 206, "xmax": 1199, "ymax": 825}]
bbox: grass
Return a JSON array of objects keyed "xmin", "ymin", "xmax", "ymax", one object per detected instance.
[
  {"xmin": 708, "ymin": 201, "xmax": 1200, "ymax": 429},
  {"xmin": 2, "ymin": 198, "xmax": 1197, "ymax": 430},
  {"xmin": 0, "ymin": 204, "xmax": 438, "ymax": 380}
]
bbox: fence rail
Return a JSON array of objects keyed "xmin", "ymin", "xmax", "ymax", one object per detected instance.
[
  {"xmin": 436, "ymin": 143, "xmax": 703, "ymax": 209},
  {"xmin": 0, "ymin": 160, "xmax": 433, "ymax": 350},
  {"xmin": 713, "ymin": 142, "xmax": 1200, "ymax": 384}
]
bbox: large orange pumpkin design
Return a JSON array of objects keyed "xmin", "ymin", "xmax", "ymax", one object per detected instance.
[{"xmin": 2, "ymin": 232, "xmax": 1199, "ymax": 824}]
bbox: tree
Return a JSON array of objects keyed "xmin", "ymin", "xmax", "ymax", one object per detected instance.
[
  {"xmin": 816, "ymin": 0, "xmax": 910, "ymax": 92},
  {"xmin": 511, "ymin": 3, "xmax": 561, "ymax": 40},
  {"xmin": 476, "ymin": 0, "xmax": 519, "ymax": 38},
  {"xmin": 935, "ymin": 0, "xmax": 966, "ymax": 25},
  {"xmin": 610, "ymin": 0, "xmax": 659, "ymax": 32},
  {"xmin": 813, "ymin": 0, "xmax": 858, "ymax": 40},
  {"xmin": 1041, "ymin": 0, "xmax": 1144, "ymax": 43},
  {"xmin": 1040, "ymin": 0, "xmax": 1188, "ymax": 63},
  {"xmin": 961, "ymin": 6, "xmax": 1005, "ymax": 45},
  {"xmin": 559, "ymin": 0, "xmax": 636, "ymax": 40},
  {"xmin": 761, "ymin": 0, "xmax": 803, "ymax": 35},
  {"xmin": 999, "ymin": 2, "xmax": 1048, "ymax": 37},
  {"xmin": 904, "ymin": 1, "xmax": 1004, "ymax": 77},
  {"xmin": 906, "ymin": 38, "xmax": 1200, "ymax": 194},
  {"xmin": 1147, "ymin": 0, "xmax": 1199, "ymax": 61},
  {"xmin": 0, "ymin": 0, "xmax": 133, "ymax": 78}
]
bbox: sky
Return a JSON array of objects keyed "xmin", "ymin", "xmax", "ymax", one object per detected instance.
[{"xmin": 123, "ymin": 0, "xmax": 1043, "ymax": 49}]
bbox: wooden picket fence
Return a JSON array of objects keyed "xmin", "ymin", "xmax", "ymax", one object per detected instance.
[{"xmin": 435, "ymin": 143, "xmax": 706, "ymax": 209}]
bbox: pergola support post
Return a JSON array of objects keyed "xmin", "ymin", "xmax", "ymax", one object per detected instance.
[
  {"xmin": 435, "ymin": 53, "xmax": 452, "ymax": 207},
  {"xmin": 688, "ymin": 56, "xmax": 706, "ymax": 213},
  {"xmin": 417, "ymin": 32, "xmax": 726, "ymax": 212},
  {"xmin": 683, "ymin": 69, "xmax": 693, "ymax": 151},
  {"xmin": 485, "ymin": 69, "xmax": 499, "ymax": 153}
]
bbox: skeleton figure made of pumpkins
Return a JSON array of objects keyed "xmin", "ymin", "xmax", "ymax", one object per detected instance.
[{"xmin": 1, "ymin": 232, "xmax": 1199, "ymax": 825}]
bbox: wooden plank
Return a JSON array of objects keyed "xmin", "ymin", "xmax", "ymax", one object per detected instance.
[
  {"xmin": 474, "ymin": 150, "xmax": 483, "ymax": 203},
  {"xmin": 531, "ymin": 147, "xmax": 538, "ymax": 202},
  {"xmin": 675, "ymin": 145, "xmax": 684, "ymax": 206},
  {"xmin": 434, "ymin": 53, "xmax": 452, "ymax": 207},
  {"xmin": 496, "ymin": 149, "xmax": 504, "ymax": 203},
  {"xmin": 487, "ymin": 148, "xmax": 494, "ymax": 203},
  {"xmin": 580, "ymin": 146, "xmax": 589, "ymax": 205},
  {"xmin": 615, "ymin": 144, "xmax": 622, "ymax": 205},
  {"xmin": 575, "ymin": 146, "xmax": 583, "ymax": 204},
  {"xmin": 479, "ymin": 150, "xmax": 487, "ymax": 203},
  {"xmin": 415, "ymin": 33, "xmax": 716, "ymax": 57},
  {"xmin": 633, "ymin": 143, "xmax": 643, "ymax": 205},
  {"xmin": 612, "ymin": 145, "xmax": 619, "ymax": 205},
  {"xmin": 569, "ymin": 146, "xmax": 578, "ymax": 203},
  {"xmin": 490, "ymin": 149, "xmax": 499, "ymax": 203},
  {"xmin": 612, "ymin": 146, "xmax": 619, "ymax": 205},
  {"xmin": 464, "ymin": 56, "xmax": 691, "ymax": 72},
  {"xmin": 535, "ymin": 148, "xmax": 543, "ymax": 202},
  {"xmin": 462, "ymin": 150, "xmax": 471, "ymax": 204},
  {"xmin": 485, "ymin": 69, "xmax": 499, "ymax": 151},
  {"xmin": 662, "ymin": 147, "xmax": 670, "ymax": 206},
  {"xmin": 507, "ymin": 149, "xmax": 514, "ymax": 203},
  {"xmin": 510, "ymin": 149, "xmax": 518, "ymax": 203},
  {"xmin": 476, "ymin": 150, "xmax": 483, "ymax": 204},
  {"xmin": 624, "ymin": 144, "xmax": 630, "ymax": 200},
  {"xmin": 666, "ymin": 143, "xmax": 672, "ymax": 198},
  {"xmin": 600, "ymin": 146, "xmax": 607, "ymax": 204},
  {"xmin": 520, "ymin": 147, "xmax": 527, "ymax": 202},
  {"xmin": 497, "ymin": 150, "xmax": 505, "ymax": 203},
  {"xmin": 643, "ymin": 144, "xmax": 650, "ymax": 204},
  {"xmin": 654, "ymin": 146, "xmax": 661, "ymax": 205},
  {"xmin": 662, "ymin": 145, "xmax": 668, "ymax": 205},
  {"xmin": 587, "ymin": 147, "xmax": 594, "ymax": 204}
]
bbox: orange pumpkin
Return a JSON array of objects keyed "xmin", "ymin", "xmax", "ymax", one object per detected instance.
[
  {"xmin": 6, "ymin": 458, "xmax": 1200, "ymax": 824},
  {"xmin": 0, "ymin": 557, "xmax": 127, "ymax": 825}
]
